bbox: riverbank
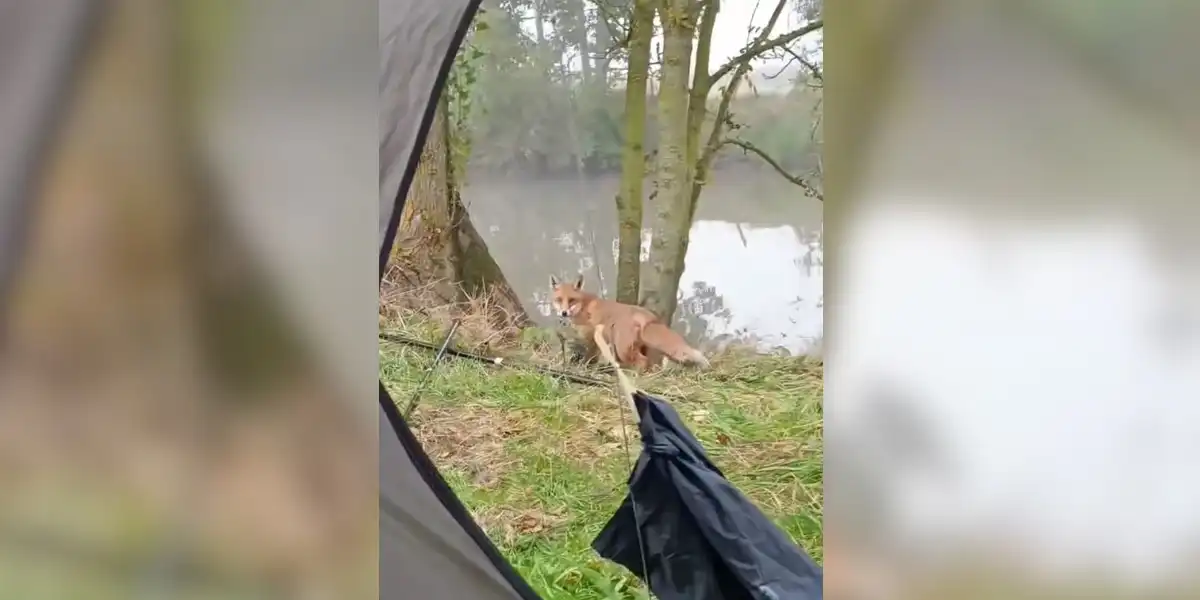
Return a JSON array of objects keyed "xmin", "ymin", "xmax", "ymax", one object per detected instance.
[{"xmin": 380, "ymin": 308, "xmax": 824, "ymax": 600}]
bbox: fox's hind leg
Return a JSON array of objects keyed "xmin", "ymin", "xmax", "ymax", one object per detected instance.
[
  {"xmin": 642, "ymin": 347, "xmax": 665, "ymax": 372},
  {"xmin": 610, "ymin": 321, "xmax": 646, "ymax": 369}
]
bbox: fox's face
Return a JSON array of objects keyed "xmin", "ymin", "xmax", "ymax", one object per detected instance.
[{"xmin": 549, "ymin": 275, "xmax": 586, "ymax": 319}]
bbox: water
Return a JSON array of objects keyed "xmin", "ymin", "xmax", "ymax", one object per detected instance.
[
  {"xmin": 462, "ymin": 167, "xmax": 824, "ymax": 354},
  {"xmin": 830, "ymin": 2, "xmax": 1200, "ymax": 585}
]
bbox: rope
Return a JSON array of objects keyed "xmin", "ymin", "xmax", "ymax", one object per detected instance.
[
  {"xmin": 591, "ymin": 325, "xmax": 639, "ymax": 422},
  {"xmin": 593, "ymin": 324, "xmax": 653, "ymax": 598}
]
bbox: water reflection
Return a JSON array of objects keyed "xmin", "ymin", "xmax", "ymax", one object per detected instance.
[
  {"xmin": 464, "ymin": 170, "xmax": 824, "ymax": 354},
  {"xmin": 676, "ymin": 220, "xmax": 823, "ymax": 352}
]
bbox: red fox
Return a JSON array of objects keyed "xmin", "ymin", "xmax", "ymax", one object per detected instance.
[{"xmin": 549, "ymin": 274, "xmax": 710, "ymax": 371}]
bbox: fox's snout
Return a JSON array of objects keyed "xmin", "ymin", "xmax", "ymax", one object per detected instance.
[{"xmin": 551, "ymin": 296, "xmax": 577, "ymax": 319}]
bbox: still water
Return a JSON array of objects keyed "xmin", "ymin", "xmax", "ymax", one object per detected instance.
[{"xmin": 462, "ymin": 168, "xmax": 824, "ymax": 354}]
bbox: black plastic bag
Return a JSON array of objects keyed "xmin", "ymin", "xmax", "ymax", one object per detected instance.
[{"xmin": 593, "ymin": 392, "xmax": 823, "ymax": 600}]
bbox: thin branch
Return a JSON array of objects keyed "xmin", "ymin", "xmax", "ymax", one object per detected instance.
[
  {"xmin": 764, "ymin": 52, "xmax": 801, "ymax": 80},
  {"xmin": 722, "ymin": 138, "xmax": 823, "ymax": 201},
  {"xmin": 688, "ymin": 58, "xmax": 752, "ymax": 216},
  {"xmin": 786, "ymin": 46, "xmax": 822, "ymax": 83},
  {"xmin": 745, "ymin": 0, "xmax": 764, "ymax": 45},
  {"xmin": 696, "ymin": 0, "xmax": 789, "ymax": 167},
  {"xmin": 591, "ymin": 0, "xmax": 633, "ymax": 57},
  {"xmin": 709, "ymin": 18, "xmax": 823, "ymax": 88}
]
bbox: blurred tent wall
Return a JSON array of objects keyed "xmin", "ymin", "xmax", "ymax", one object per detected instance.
[{"xmin": 1, "ymin": 0, "xmax": 376, "ymax": 598}]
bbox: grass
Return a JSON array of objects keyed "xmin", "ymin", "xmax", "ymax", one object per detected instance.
[{"xmin": 380, "ymin": 300, "xmax": 824, "ymax": 600}]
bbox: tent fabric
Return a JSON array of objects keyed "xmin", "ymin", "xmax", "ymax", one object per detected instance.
[
  {"xmin": 593, "ymin": 392, "xmax": 824, "ymax": 600},
  {"xmin": 378, "ymin": 0, "xmax": 540, "ymax": 598},
  {"xmin": 379, "ymin": 384, "xmax": 540, "ymax": 600},
  {"xmin": 379, "ymin": 0, "xmax": 480, "ymax": 273}
]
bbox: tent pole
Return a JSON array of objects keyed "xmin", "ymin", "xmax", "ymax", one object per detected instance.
[{"xmin": 404, "ymin": 319, "xmax": 460, "ymax": 418}]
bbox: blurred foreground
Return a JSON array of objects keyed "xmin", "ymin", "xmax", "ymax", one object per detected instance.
[
  {"xmin": 827, "ymin": 1, "xmax": 1200, "ymax": 598},
  {"xmin": 0, "ymin": 1, "xmax": 376, "ymax": 598}
]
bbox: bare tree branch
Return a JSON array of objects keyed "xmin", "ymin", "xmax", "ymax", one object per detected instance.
[
  {"xmin": 589, "ymin": 0, "xmax": 637, "ymax": 58},
  {"xmin": 722, "ymin": 138, "xmax": 823, "ymax": 200},
  {"xmin": 697, "ymin": 0, "xmax": 790, "ymax": 169},
  {"xmin": 786, "ymin": 46, "xmax": 822, "ymax": 83},
  {"xmin": 687, "ymin": 0, "xmax": 821, "ymax": 212},
  {"xmin": 709, "ymin": 18, "xmax": 823, "ymax": 88},
  {"xmin": 688, "ymin": 65, "xmax": 751, "ymax": 219},
  {"xmin": 764, "ymin": 51, "xmax": 801, "ymax": 80}
]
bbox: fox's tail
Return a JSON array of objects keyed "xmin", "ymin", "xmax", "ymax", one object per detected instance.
[{"xmin": 640, "ymin": 322, "xmax": 711, "ymax": 369}]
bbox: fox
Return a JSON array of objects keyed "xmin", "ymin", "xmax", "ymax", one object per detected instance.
[{"xmin": 549, "ymin": 274, "xmax": 710, "ymax": 371}]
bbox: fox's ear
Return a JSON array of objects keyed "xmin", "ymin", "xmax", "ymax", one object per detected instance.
[
  {"xmin": 573, "ymin": 274, "xmax": 584, "ymax": 290},
  {"xmin": 549, "ymin": 275, "xmax": 559, "ymax": 288}
]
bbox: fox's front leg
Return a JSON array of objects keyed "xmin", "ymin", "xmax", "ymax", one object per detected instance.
[{"xmin": 555, "ymin": 329, "xmax": 570, "ymax": 366}]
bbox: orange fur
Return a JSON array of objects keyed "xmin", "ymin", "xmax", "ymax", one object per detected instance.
[{"xmin": 549, "ymin": 275, "xmax": 710, "ymax": 371}]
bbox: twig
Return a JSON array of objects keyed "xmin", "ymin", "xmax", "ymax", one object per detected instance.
[
  {"xmin": 404, "ymin": 320, "xmax": 460, "ymax": 418},
  {"xmin": 721, "ymin": 138, "xmax": 823, "ymax": 200},
  {"xmin": 585, "ymin": 217, "xmax": 608, "ymax": 298},
  {"xmin": 764, "ymin": 52, "xmax": 800, "ymax": 80},
  {"xmin": 786, "ymin": 46, "xmax": 823, "ymax": 83}
]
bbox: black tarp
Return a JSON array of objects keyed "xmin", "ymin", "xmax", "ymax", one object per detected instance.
[{"xmin": 593, "ymin": 392, "xmax": 823, "ymax": 600}]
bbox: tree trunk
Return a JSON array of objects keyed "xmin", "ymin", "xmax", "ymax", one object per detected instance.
[
  {"xmin": 388, "ymin": 95, "xmax": 530, "ymax": 324},
  {"xmin": 640, "ymin": 0, "xmax": 696, "ymax": 323},
  {"xmin": 532, "ymin": 0, "xmax": 546, "ymax": 45},
  {"xmin": 570, "ymin": 0, "xmax": 592, "ymax": 85},
  {"xmin": 594, "ymin": 5, "xmax": 612, "ymax": 89},
  {"xmin": 389, "ymin": 98, "xmax": 460, "ymax": 304},
  {"xmin": 613, "ymin": 0, "xmax": 654, "ymax": 305},
  {"xmin": 9, "ymin": 0, "xmax": 196, "ymax": 381},
  {"xmin": 682, "ymin": 0, "xmax": 720, "ymax": 228},
  {"xmin": 687, "ymin": 0, "xmax": 718, "ymax": 176},
  {"xmin": 446, "ymin": 99, "xmax": 530, "ymax": 325}
]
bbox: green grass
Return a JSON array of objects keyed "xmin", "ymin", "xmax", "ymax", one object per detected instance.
[{"xmin": 381, "ymin": 320, "xmax": 824, "ymax": 600}]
